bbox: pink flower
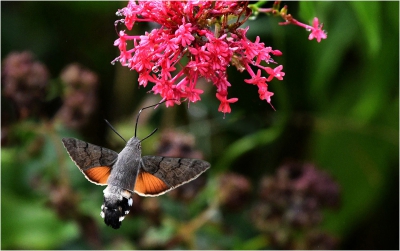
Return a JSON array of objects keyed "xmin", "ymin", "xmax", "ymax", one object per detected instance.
[
  {"xmin": 213, "ymin": 76, "xmax": 231, "ymax": 93},
  {"xmin": 184, "ymin": 85, "xmax": 204, "ymax": 103},
  {"xmin": 138, "ymin": 70, "xmax": 154, "ymax": 87},
  {"xmin": 172, "ymin": 19, "xmax": 195, "ymax": 47},
  {"xmin": 265, "ymin": 65, "xmax": 285, "ymax": 81},
  {"xmin": 152, "ymin": 79, "xmax": 184, "ymax": 107},
  {"xmin": 257, "ymin": 83, "xmax": 275, "ymax": 110},
  {"xmin": 308, "ymin": 18, "xmax": 327, "ymax": 42},
  {"xmin": 113, "ymin": 1, "xmax": 287, "ymax": 115},
  {"xmin": 216, "ymin": 92, "xmax": 238, "ymax": 114},
  {"xmin": 244, "ymin": 69, "xmax": 267, "ymax": 86},
  {"xmin": 118, "ymin": 1, "xmax": 139, "ymax": 30}
]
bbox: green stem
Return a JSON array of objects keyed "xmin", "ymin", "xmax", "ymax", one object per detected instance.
[{"xmin": 214, "ymin": 125, "xmax": 283, "ymax": 172}]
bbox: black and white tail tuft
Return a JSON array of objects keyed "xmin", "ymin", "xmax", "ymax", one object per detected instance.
[{"xmin": 100, "ymin": 186, "xmax": 133, "ymax": 229}]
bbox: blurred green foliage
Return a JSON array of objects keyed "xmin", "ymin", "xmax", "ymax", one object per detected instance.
[{"xmin": 1, "ymin": 1, "xmax": 398, "ymax": 250}]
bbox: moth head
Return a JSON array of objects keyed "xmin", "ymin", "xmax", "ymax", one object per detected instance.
[{"xmin": 127, "ymin": 137, "xmax": 141, "ymax": 150}]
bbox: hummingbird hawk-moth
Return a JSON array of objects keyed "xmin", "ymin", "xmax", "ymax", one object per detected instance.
[{"xmin": 61, "ymin": 102, "xmax": 210, "ymax": 229}]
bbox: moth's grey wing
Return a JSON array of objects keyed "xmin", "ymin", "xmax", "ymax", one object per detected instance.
[
  {"xmin": 134, "ymin": 156, "xmax": 210, "ymax": 196},
  {"xmin": 61, "ymin": 137, "xmax": 118, "ymax": 185}
]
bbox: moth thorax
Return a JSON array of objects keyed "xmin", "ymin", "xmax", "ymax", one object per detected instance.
[{"xmin": 101, "ymin": 185, "xmax": 133, "ymax": 229}]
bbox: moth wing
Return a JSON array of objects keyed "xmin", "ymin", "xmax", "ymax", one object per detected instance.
[
  {"xmin": 134, "ymin": 156, "xmax": 210, "ymax": 196},
  {"xmin": 61, "ymin": 137, "xmax": 118, "ymax": 185}
]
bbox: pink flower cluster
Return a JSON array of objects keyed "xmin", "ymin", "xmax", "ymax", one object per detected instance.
[
  {"xmin": 113, "ymin": 1, "xmax": 285, "ymax": 114},
  {"xmin": 113, "ymin": 1, "xmax": 327, "ymax": 114}
]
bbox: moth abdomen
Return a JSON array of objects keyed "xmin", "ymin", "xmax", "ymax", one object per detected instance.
[{"xmin": 101, "ymin": 186, "xmax": 132, "ymax": 229}]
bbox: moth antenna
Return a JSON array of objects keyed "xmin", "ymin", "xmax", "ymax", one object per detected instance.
[
  {"xmin": 134, "ymin": 99, "xmax": 177, "ymax": 138},
  {"xmin": 104, "ymin": 119, "xmax": 127, "ymax": 143},
  {"xmin": 140, "ymin": 128, "xmax": 158, "ymax": 143}
]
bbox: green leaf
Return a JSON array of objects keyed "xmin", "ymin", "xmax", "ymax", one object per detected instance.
[
  {"xmin": 236, "ymin": 234, "xmax": 270, "ymax": 250},
  {"xmin": 1, "ymin": 194, "xmax": 78, "ymax": 249},
  {"xmin": 140, "ymin": 218, "xmax": 177, "ymax": 248},
  {"xmin": 215, "ymin": 125, "xmax": 283, "ymax": 172},
  {"xmin": 299, "ymin": 2, "xmax": 316, "ymax": 22},
  {"xmin": 350, "ymin": 2, "xmax": 381, "ymax": 57},
  {"xmin": 307, "ymin": 4, "xmax": 357, "ymax": 106},
  {"xmin": 310, "ymin": 114, "xmax": 398, "ymax": 236}
]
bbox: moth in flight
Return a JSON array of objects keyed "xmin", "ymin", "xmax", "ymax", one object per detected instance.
[{"xmin": 62, "ymin": 102, "xmax": 210, "ymax": 229}]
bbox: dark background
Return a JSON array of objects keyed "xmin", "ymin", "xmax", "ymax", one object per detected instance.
[{"xmin": 2, "ymin": 1, "xmax": 399, "ymax": 249}]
